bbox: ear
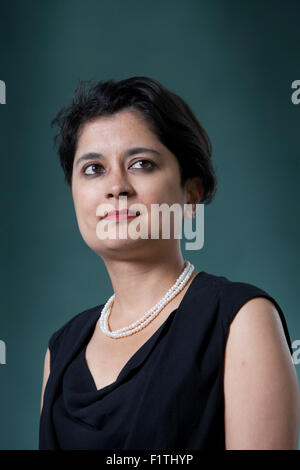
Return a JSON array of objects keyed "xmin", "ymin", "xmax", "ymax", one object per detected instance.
[
  {"xmin": 183, "ymin": 177, "xmax": 203, "ymax": 204},
  {"xmin": 183, "ymin": 177, "xmax": 203, "ymax": 219}
]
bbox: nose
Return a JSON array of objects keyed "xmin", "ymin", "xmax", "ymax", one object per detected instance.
[{"xmin": 105, "ymin": 167, "xmax": 134, "ymax": 200}]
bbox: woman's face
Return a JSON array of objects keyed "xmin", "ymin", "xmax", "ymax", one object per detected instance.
[{"xmin": 71, "ymin": 108, "xmax": 196, "ymax": 259}]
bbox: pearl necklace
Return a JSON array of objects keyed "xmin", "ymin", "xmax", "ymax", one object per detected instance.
[{"xmin": 99, "ymin": 261, "xmax": 195, "ymax": 338}]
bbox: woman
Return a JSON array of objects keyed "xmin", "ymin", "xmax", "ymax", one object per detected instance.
[{"xmin": 39, "ymin": 76, "xmax": 300, "ymax": 450}]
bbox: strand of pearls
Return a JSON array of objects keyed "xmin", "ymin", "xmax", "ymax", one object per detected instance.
[{"xmin": 99, "ymin": 261, "xmax": 195, "ymax": 338}]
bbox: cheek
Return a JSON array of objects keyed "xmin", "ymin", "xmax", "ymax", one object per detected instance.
[
  {"xmin": 72, "ymin": 187, "xmax": 97, "ymax": 228},
  {"xmin": 72, "ymin": 193, "xmax": 101, "ymax": 248},
  {"xmin": 151, "ymin": 179, "xmax": 182, "ymax": 205}
]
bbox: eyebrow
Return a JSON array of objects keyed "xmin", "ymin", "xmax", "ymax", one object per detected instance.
[{"xmin": 75, "ymin": 147, "xmax": 161, "ymax": 168}]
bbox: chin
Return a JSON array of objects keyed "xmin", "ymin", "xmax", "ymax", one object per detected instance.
[{"xmin": 93, "ymin": 234, "xmax": 149, "ymax": 254}]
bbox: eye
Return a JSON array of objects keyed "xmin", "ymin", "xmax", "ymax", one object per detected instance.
[
  {"xmin": 82, "ymin": 163, "xmax": 104, "ymax": 175},
  {"xmin": 82, "ymin": 159, "xmax": 155, "ymax": 177},
  {"xmin": 130, "ymin": 159, "xmax": 154, "ymax": 170}
]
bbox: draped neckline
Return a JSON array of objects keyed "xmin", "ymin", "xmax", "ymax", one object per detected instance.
[{"xmin": 77, "ymin": 270, "xmax": 205, "ymax": 394}]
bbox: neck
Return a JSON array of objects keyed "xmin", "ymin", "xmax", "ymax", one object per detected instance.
[{"xmin": 102, "ymin": 249, "xmax": 195, "ymax": 324}]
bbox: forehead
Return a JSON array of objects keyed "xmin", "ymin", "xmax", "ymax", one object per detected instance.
[
  {"xmin": 76, "ymin": 109, "xmax": 159, "ymax": 149},
  {"xmin": 72, "ymin": 108, "xmax": 181, "ymax": 174}
]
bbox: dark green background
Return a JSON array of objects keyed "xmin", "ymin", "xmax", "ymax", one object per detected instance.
[{"xmin": 0, "ymin": 0, "xmax": 299, "ymax": 450}]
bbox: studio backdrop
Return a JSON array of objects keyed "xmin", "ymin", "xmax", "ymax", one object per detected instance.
[{"xmin": 0, "ymin": 0, "xmax": 299, "ymax": 450}]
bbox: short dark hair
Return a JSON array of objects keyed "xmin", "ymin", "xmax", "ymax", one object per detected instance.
[{"xmin": 51, "ymin": 76, "xmax": 217, "ymax": 204}]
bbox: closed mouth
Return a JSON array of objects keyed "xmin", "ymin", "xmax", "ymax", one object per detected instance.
[{"xmin": 102, "ymin": 210, "xmax": 141, "ymax": 219}]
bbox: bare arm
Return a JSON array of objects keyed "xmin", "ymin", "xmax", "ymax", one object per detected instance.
[
  {"xmin": 224, "ymin": 297, "xmax": 300, "ymax": 449},
  {"xmin": 40, "ymin": 348, "xmax": 50, "ymax": 414}
]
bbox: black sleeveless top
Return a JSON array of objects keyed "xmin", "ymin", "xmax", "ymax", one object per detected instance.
[{"xmin": 39, "ymin": 271, "xmax": 293, "ymax": 450}]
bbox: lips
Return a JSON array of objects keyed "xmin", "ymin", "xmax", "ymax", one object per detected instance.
[{"xmin": 102, "ymin": 209, "xmax": 140, "ymax": 219}]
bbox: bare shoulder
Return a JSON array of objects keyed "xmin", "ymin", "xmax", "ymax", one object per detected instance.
[
  {"xmin": 223, "ymin": 296, "xmax": 300, "ymax": 449},
  {"xmin": 40, "ymin": 348, "xmax": 50, "ymax": 414}
]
